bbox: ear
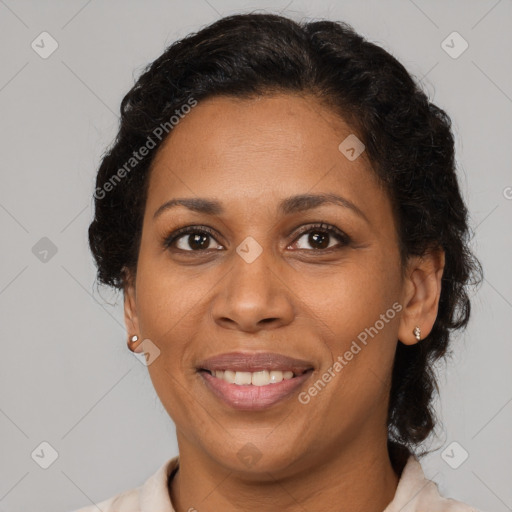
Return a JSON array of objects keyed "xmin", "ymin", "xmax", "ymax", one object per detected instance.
[
  {"xmin": 122, "ymin": 267, "xmax": 144, "ymax": 354},
  {"xmin": 397, "ymin": 248, "xmax": 445, "ymax": 345}
]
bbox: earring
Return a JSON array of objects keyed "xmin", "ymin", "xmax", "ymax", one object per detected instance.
[
  {"xmin": 127, "ymin": 335, "xmax": 139, "ymax": 352},
  {"xmin": 413, "ymin": 326, "xmax": 421, "ymax": 341}
]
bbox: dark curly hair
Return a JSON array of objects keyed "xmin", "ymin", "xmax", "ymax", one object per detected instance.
[{"xmin": 88, "ymin": 12, "xmax": 482, "ymax": 459}]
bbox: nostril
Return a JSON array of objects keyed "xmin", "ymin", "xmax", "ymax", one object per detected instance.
[{"xmin": 259, "ymin": 318, "xmax": 278, "ymax": 324}]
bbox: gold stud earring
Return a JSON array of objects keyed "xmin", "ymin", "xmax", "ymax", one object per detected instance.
[{"xmin": 413, "ymin": 326, "xmax": 421, "ymax": 341}]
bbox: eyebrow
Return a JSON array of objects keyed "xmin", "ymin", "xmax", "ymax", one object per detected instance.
[{"xmin": 153, "ymin": 193, "xmax": 369, "ymax": 223}]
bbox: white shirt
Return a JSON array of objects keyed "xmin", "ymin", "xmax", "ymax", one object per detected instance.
[{"xmin": 72, "ymin": 455, "xmax": 481, "ymax": 511}]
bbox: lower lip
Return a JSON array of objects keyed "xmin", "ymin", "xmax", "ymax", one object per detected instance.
[{"xmin": 199, "ymin": 370, "xmax": 313, "ymax": 410}]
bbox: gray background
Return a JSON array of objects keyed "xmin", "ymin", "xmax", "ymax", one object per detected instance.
[{"xmin": 0, "ymin": 1, "xmax": 511, "ymax": 511}]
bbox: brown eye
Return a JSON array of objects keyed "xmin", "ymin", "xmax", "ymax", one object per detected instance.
[
  {"xmin": 164, "ymin": 226, "xmax": 223, "ymax": 252},
  {"xmin": 296, "ymin": 231, "xmax": 332, "ymax": 250},
  {"xmin": 290, "ymin": 223, "xmax": 350, "ymax": 251}
]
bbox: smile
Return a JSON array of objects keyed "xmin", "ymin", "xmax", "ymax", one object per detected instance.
[
  {"xmin": 197, "ymin": 352, "xmax": 314, "ymax": 410},
  {"xmin": 203, "ymin": 368, "xmax": 305, "ymax": 386},
  {"xmin": 199, "ymin": 368, "xmax": 313, "ymax": 411}
]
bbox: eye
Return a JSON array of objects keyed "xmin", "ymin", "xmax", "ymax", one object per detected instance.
[
  {"xmin": 163, "ymin": 222, "xmax": 351, "ymax": 254},
  {"xmin": 163, "ymin": 226, "xmax": 223, "ymax": 252},
  {"xmin": 289, "ymin": 223, "xmax": 350, "ymax": 251}
]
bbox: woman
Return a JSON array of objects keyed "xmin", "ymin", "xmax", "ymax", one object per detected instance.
[{"xmin": 77, "ymin": 12, "xmax": 483, "ymax": 512}]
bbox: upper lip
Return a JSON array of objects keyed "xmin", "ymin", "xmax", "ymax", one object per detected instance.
[{"xmin": 197, "ymin": 352, "xmax": 314, "ymax": 374}]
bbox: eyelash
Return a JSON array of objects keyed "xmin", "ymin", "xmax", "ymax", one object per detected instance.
[{"xmin": 162, "ymin": 222, "xmax": 351, "ymax": 254}]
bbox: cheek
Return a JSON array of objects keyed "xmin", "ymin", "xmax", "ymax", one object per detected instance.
[
  {"xmin": 301, "ymin": 254, "xmax": 402, "ymax": 346},
  {"xmin": 134, "ymin": 262, "xmax": 208, "ymax": 422},
  {"xmin": 135, "ymin": 244, "xmax": 209, "ymax": 331},
  {"xmin": 133, "ymin": 260, "xmax": 213, "ymax": 390},
  {"xmin": 303, "ymin": 255, "xmax": 402, "ymax": 404}
]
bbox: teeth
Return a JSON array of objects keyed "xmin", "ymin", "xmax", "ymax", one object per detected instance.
[
  {"xmin": 209, "ymin": 369, "xmax": 295, "ymax": 386},
  {"xmin": 234, "ymin": 371, "xmax": 252, "ymax": 385},
  {"xmin": 223, "ymin": 370, "xmax": 236, "ymax": 383}
]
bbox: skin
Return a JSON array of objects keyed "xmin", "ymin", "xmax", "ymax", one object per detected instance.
[{"xmin": 122, "ymin": 93, "xmax": 445, "ymax": 512}]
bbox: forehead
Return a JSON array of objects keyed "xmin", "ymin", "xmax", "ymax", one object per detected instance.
[{"xmin": 145, "ymin": 93, "xmax": 388, "ymax": 223}]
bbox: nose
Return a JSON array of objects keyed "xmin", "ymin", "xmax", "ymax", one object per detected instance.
[{"xmin": 210, "ymin": 247, "xmax": 295, "ymax": 333}]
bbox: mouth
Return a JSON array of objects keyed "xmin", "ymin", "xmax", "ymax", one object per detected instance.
[
  {"xmin": 199, "ymin": 368, "xmax": 311, "ymax": 385},
  {"xmin": 196, "ymin": 352, "xmax": 315, "ymax": 410}
]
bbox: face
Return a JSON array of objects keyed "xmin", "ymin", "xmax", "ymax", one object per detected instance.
[{"xmin": 123, "ymin": 93, "xmax": 437, "ymax": 476}]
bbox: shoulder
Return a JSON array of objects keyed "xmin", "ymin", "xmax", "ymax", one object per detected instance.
[
  {"xmin": 70, "ymin": 456, "xmax": 179, "ymax": 512},
  {"xmin": 71, "ymin": 488, "xmax": 140, "ymax": 512},
  {"xmin": 384, "ymin": 455, "xmax": 483, "ymax": 512}
]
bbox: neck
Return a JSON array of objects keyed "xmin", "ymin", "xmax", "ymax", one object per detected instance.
[{"xmin": 169, "ymin": 433, "xmax": 401, "ymax": 512}]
